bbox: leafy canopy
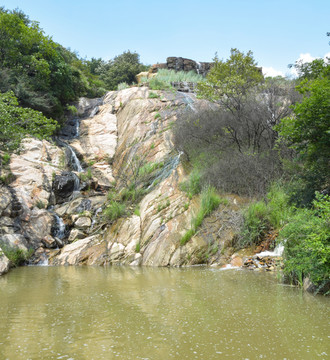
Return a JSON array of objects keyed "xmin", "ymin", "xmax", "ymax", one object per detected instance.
[
  {"xmin": 0, "ymin": 91, "xmax": 57, "ymax": 151},
  {"xmin": 197, "ymin": 48, "xmax": 264, "ymax": 107}
]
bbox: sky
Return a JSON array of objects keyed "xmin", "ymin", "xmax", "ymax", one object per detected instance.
[{"xmin": 2, "ymin": 0, "xmax": 330, "ymax": 77}]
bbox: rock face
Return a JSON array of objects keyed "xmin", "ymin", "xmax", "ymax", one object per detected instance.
[
  {"xmin": 150, "ymin": 57, "xmax": 213, "ymax": 77},
  {"xmin": 52, "ymin": 172, "xmax": 79, "ymax": 204},
  {"xmin": 1, "ymin": 86, "xmax": 244, "ymax": 273},
  {"xmin": 49, "ymin": 87, "xmax": 242, "ymax": 267},
  {"xmin": 0, "ymin": 247, "xmax": 10, "ymax": 275}
]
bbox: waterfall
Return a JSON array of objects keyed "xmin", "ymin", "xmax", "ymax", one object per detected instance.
[
  {"xmin": 147, "ymin": 152, "xmax": 183, "ymax": 190},
  {"xmin": 37, "ymin": 254, "xmax": 49, "ymax": 266},
  {"xmin": 90, "ymin": 207, "xmax": 103, "ymax": 231},
  {"xmin": 53, "ymin": 214, "xmax": 66, "ymax": 240},
  {"xmin": 70, "ymin": 117, "xmax": 80, "ymax": 138},
  {"xmin": 182, "ymin": 93, "xmax": 197, "ymax": 112},
  {"xmin": 254, "ymin": 242, "xmax": 285, "ymax": 258},
  {"xmin": 56, "ymin": 137, "xmax": 83, "ymax": 172},
  {"xmin": 196, "ymin": 62, "xmax": 201, "ymax": 74},
  {"xmin": 89, "ymin": 106, "xmax": 99, "ymax": 118},
  {"xmin": 67, "ymin": 145, "xmax": 83, "ymax": 172}
]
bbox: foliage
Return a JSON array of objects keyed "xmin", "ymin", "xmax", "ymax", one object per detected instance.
[
  {"xmin": 103, "ymin": 201, "xmax": 126, "ymax": 222},
  {"xmin": 180, "ymin": 186, "xmax": 222, "ymax": 246},
  {"xmin": 142, "ymin": 69, "xmax": 204, "ymax": 90},
  {"xmin": 117, "ymin": 82, "xmax": 130, "ymax": 90},
  {"xmin": 0, "ymin": 91, "xmax": 58, "ymax": 151},
  {"xmin": 179, "ymin": 169, "xmax": 202, "ymax": 199},
  {"xmin": 279, "ymin": 193, "xmax": 330, "ymax": 292},
  {"xmin": 148, "ymin": 91, "xmax": 159, "ymax": 99},
  {"xmin": 0, "ymin": 8, "xmax": 106, "ymax": 119},
  {"xmin": 97, "ymin": 50, "xmax": 147, "ymax": 90},
  {"xmin": 276, "ymin": 59, "xmax": 330, "ymax": 205},
  {"xmin": 1, "ymin": 245, "xmax": 33, "ymax": 266},
  {"xmin": 238, "ymin": 183, "xmax": 291, "ymax": 248},
  {"xmin": 197, "ymin": 48, "xmax": 264, "ymax": 105}
]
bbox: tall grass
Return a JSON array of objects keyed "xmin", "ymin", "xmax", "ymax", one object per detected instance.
[
  {"xmin": 141, "ymin": 69, "xmax": 204, "ymax": 90},
  {"xmin": 180, "ymin": 186, "xmax": 224, "ymax": 246}
]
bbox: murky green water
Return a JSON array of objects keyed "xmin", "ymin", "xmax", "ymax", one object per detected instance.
[{"xmin": 0, "ymin": 266, "xmax": 329, "ymax": 360}]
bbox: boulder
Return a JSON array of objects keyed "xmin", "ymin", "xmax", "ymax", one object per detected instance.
[
  {"xmin": 74, "ymin": 216, "xmax": 92, "ymax": 230},
  {"xmin": 0, "ymin": 247, "xmax": 11, "ymax": 275},
  {"xmin": 53, "ymin": 172, "xmax": 79, "ymax": 204}
]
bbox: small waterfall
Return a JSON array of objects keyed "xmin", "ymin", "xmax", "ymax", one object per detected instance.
[
  {"xmin": 196, "ymin": 62, "xmax": 201, "ymax": 74},
  {"xmin": 89, "ymin": 106, "xmax": 99, "ymax": 118},
  {"xmin": 254, "ymin": 242, "xmax": 285, "ymax": 258},
  {"xmin": 182, "ymin": 93, "xmax": 197, "ymax": 112},
  {"xmin": 56, "ymin": 137, "xmax": 83, "ymax": 172},
  {"xmin": 90, "ymin": 207, "xmax": 103, "ymax": 231},
  {"xmin": 37, "ymin": 254, "xmax": 49, "ymax": 266},
  {"xmin": 74, "ymin": 117, "xmax": 80, "ymax": 138},
  {"xmin": 147, "ymin": 152, "xmax": 183, "ymax": 190},
  {"xmin": 53, "ymin": 214, "xmax": 66, "ymax": 240},
  {"xmin": 67, "ymin": 145, "xmax": 83, "ymax": 172}
]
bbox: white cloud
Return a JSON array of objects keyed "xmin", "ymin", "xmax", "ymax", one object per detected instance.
[{"xmin": 262, "ymin": 67, "xmax": 284, "ymax": 78}]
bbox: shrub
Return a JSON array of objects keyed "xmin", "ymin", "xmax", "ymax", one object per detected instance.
[
  {"xmin": 1, "ymin": 246, "xmax": 33, "ymax": 266},
  {"xmin": 148, "ymin": 91, "xmax": 159, "ymax": 99},
  {"xmin": 117, "ymin": 82, "xmax": 129, "ymax": 90},
  {"xmin": 279, "ymin": 193, "xmax": 330, "ymax": 292},
  {"xmin": 240, "ymin": 201, "xmax": 270, "ymax": 248},
  {"xmin": 179, "ymin": 169, "xmax": 202, "ymax": 198},
  {"xmin": 103, "ymin": 201, "xmax": 126, "ymax": 222},
  {"xmin": 180, "ymin": 186, "xmax": 222, "ymax": 246}
]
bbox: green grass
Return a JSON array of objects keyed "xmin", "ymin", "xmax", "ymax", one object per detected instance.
[
  {"xmin": 148, "ymin": 91, "xmax": 159, "ymax": 99},
  {"xmin": 117, "ymin": 82, "xmax": 129, "ymax": 90},
  {"xmin": 103, "ymin": 201, "xmax": 126, "ymax": 222},
  {"xmin": 180, "ymin": 186, "xmax": 222, "ymax": 246},
  {"xmin": 238, "ymin": 182, "xmax": 293, "ymax": 249},
  {"xmin": 1, "ymin": 246, "xmax": 33, "ymax": 267},
  {"xmin": 138, "ymin": 161, "xmax": 164, "ymax": 177},
  {"xmin": 143, "ymin": 70, "xmax": 205, "ymax": 91},
  {"xmin": 135, "ymin": 242, "xmax": 141, "ymax": 253},
  {"xmin": 179, "ymin": 169, "xmax": 202, "ymax": 199}
]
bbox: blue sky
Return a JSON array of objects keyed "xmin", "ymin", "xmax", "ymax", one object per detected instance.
[{"xmin": 2, "ymin": 0, "xmax": 330, "ymax": 76}]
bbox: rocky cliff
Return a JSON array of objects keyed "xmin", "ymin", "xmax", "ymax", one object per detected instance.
[{"xmin": 0, "ymin": 87, "xmax": 245, "ymax": 274}]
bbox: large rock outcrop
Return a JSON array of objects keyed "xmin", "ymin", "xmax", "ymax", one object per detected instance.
[
  {"xmin": 0, "ymin": 87, "xmax": 245, "ymax": 273},
  {"xmin": 49, "ymin": 87, "xmax": 243, "ymax": 267}
]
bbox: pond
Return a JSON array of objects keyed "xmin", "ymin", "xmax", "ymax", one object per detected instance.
[{"xmin": 0, "ymin": 266, "xmax": 329, "ymax": 359}]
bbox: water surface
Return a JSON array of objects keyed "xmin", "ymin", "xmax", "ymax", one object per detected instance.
[{"xmin": 0, "ymin": 266, "xmax": 329, "ymax": 359}]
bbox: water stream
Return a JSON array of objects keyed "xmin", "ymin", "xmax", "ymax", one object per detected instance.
[{"xmin": 0, "ymin": 267, "xmax": 328, "ymax": 359}]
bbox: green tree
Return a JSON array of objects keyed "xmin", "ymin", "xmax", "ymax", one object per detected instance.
[
  {"xmin": 98, "ymin": 50, "xmax": 148, "ymax": 90},
  {"xmin": 197, "ymin": 48, "xmax": 264, "ymax": 109},
  {"xmin": 0, "ymin": 8, "xmax": 106, "ymax": 119},
  {"xmin": 0, "ymin": 91, "xmax": 57, "ymax": 151},
  {"xmin": 276, "ymin": 59, "xmax": 330, "ymax": 204}
]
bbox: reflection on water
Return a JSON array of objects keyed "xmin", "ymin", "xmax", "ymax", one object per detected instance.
[{"xmin": 0, "ymin": 267, "xmax": 329, "ymax": 359}]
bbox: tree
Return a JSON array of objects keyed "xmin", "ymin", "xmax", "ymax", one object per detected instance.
[
  {"xmin": 0, "ymin": 8, "xmax": 106, "ymax": 119},
  {"xmin": 197, "ymin": 48, "xmax": 264, "ymax": 109},
  {"xmin": 98, "ymin": 51, "xmax": 148, "ymax": 90},
  {"xmin": 276, "ymin": 59, "xmax": 330, "ymax": 205},
  {"xmin": 0, "ymin": 91, "xmax": 57, "ymax": 151}
]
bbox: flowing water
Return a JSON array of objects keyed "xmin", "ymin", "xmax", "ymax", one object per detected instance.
[{"xmin": 0, "ymin": 267, "xmax": 329, "ymax": 360}]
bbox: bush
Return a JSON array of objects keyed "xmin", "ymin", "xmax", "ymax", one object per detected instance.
[
  {"xmin": 180, "ymin": 186, "xmax": 222, "ymax": 246},
  {"xmin": 279, "ymin": 193, "xmax": 330, "ymax": 292},
  {"xmin": 179, "ymin": 169, "xmax": 202, "ymax": 198},
  {"xmin": 148, "ymin": 91, "xmax": 159, "ymax": 99},
  {"xmin": 1, "ymin": 246, "xmax": 33, "ymax": 266},
  {"xmin": 103, "ymin": 201, "xmax": 126, "ymax": 222},
  {"xmin": 240, "ymin": 201, "xmax": 270, "ymax": 248},
  {"xmin": 117, "ymin": 82, "xmax": 129, "ymax": 90}
]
